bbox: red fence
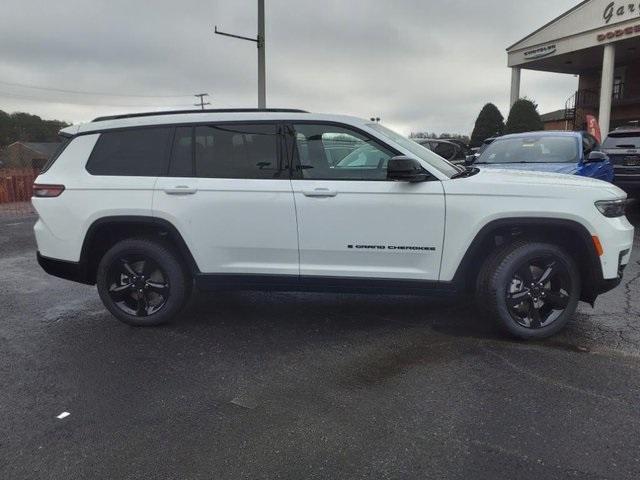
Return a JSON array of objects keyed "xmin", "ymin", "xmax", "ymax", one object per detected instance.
[
  {"xmin": 0, "ymin": 168, "xmax": 39, "ymax": 216},
  {"xmin": 0, "ymin": 168, "xmax": 39, "ymax": 204}
]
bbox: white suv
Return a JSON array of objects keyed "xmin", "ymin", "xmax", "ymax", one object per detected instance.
[{"xmin": 32, "ymin": 109, "xmax": 634, "ymax": 339}]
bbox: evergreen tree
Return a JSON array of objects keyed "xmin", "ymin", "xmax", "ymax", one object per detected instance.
[
  {"xmin": 505, "ymin": 99, "xmax": 544, "ymax": 134},
  {"xmin": 470, "ymin": 103, "xmax": 504, "ymax": 147}
]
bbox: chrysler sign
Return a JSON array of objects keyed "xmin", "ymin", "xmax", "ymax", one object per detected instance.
[{"xmin": 524, "ymin": 44, "xmax": 557, "ymax": 59}]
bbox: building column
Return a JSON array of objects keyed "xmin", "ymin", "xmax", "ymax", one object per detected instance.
[
  {"xmin": 598, "ymin": 43, "xmax": 616, "ymax": 136},
  {"xmin": 510, "ymin": 67, "xmax": 521, "ymax": 108}
]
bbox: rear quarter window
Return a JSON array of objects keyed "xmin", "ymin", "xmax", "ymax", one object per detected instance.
[
  {"xmin": 86, "ymin": 127, "xmax": 172, "ymax": 176},
  {"xmin": 39, "ymin": 136, "xmax": 71, "ymax": 173}
]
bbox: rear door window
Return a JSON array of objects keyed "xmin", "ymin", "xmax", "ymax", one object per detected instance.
[
  {"xmin": 86, "ymin": 127, "xmax": 172, "ymax": 176},
  {"xmin": 194, "ymin": 124, "xmax": 282, "ymax": 179},
  {"xmin": 169, "ymin": 126, "xmax": 194, "ymax": 177}
]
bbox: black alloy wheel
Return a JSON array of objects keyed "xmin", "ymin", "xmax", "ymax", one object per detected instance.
[
  {"xmin": 477, "ymin": 241, "xmax": 581, "ymax": 339},
  {"xmin": 107, "ymin": 255, "xmax": 170, "ymax": 317},
  {"xmin": 97, "ymin": 238, "xmax": 191, "ymax": 326},
  {"xmin": 505, "ymin": 256, "xmax": 572, "ymax": 329}
]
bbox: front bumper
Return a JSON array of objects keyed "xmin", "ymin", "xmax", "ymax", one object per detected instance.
[{"xmin": 583, "ymin": 247, "xmax": 630, "ymax": 303}]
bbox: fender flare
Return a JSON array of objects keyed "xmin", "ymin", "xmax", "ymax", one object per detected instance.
[
  {"xmin": 450, "ymin": 217, "xmax": 603, "ymax": 298},
  {"xmin": 80, "ymin": 216, "xmax": 200, "ymax": 281}
]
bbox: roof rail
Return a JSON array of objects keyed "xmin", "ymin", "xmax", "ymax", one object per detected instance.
[{"xmin": 92, "ymin": 108, "xmax": 308, "ymax": 122}]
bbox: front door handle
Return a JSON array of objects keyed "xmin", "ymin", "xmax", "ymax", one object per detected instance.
[
  {"xmin": 302, "ymin": 188, "xmax": 337, "ymax": 198},
  {"xmin": 164, "ymin": 185, "xmax": 197, "ymax": 195}
]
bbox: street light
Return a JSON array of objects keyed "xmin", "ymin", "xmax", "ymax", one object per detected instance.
[{"xmin": 214, "ymin": 0, "xmax": 266, "ymax": 108}]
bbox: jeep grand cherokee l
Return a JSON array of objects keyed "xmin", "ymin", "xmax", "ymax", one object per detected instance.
[{"xmin": 32, "ymin": 109, "xmax": 634, "ymax": 339}]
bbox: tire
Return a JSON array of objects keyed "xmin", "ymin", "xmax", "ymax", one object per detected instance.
[
  {"xmin": 476, "ymin": 241, "xmax": 581, "ymax": 340},
  {"xmin": 96, "ymin": 238, "xmax": 192, "ymax": 326}
]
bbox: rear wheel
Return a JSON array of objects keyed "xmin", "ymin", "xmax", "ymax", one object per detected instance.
[
  {"xmin": 96, "ymin": 238, "xmax": 191, "ymax": 326},
  {"xmin": 477, "ymin": 241, "xmax": 581, "ymax": 339}
]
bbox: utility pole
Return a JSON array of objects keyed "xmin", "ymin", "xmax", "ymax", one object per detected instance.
[
  {"xmin": 215, "ymin": 0, "xmax": 266, "ymax": 108},
  {"xmin": 194, "ymin": 93, "xmax": 210, "ymax": 110}
]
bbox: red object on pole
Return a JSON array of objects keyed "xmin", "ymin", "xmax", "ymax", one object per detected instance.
[{"xmin": 586, "ymin": 114, "xmax": 602, "ymax": 144}]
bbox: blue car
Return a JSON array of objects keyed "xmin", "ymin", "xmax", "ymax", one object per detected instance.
[{"xmin": 472, "ymin": 131, "xmax": 614, "ymax": 183}]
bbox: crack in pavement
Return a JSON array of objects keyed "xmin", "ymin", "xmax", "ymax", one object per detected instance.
[{"xmin": 481, "ymin": 346, "xmax": 639, "ymax": 412}]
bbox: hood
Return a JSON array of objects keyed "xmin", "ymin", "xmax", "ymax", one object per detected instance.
[
  {"xmin": 476, "ymin": 162, "xmax": 578, "ymax": 175},
  {"xmin": 451, "ymin": 167, "xmax": 624, "ymax": 199}
]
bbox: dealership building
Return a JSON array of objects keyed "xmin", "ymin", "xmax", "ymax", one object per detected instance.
[{"xmin": 507, "ymin": 0, "xmax": 640, "ymax": 134}]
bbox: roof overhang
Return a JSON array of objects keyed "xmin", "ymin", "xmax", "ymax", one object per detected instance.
[{"xmin": 508, "ymin": 0, "xmax": 640, "ymax": 71}]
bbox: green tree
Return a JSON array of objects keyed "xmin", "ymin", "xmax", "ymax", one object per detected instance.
[
  {"xmin": 470, "ymin": 103, "xmax": 504, "ymax": 147},
  {"xmin": 0, "ymin": 110, "xmax": 11, "ymax": 146},
  {"xmin": 0, "ymin": 109, "xmax": 69, "ymax": 147},
  {"xmin": 505, "ymin": 99, "xmax": 544, "ymax": 134}
]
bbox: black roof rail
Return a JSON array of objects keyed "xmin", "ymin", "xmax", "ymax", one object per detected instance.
[{"xmin": 92, "ymin": 108, "xmax": 309, "ymax": 122}]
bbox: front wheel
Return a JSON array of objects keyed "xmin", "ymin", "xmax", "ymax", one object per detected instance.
[
  {"xmin": 96, "ymin": 238, "xmax": 191, "ymax": 326},
  {"xmin": 477, "ymin": 241, "xmax": 581, "ymax": 340}
]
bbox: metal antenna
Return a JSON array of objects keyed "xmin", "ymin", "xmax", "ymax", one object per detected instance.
[{"xmin": 215, "ymin": 0, "xmax": 266, "ymax": 108}]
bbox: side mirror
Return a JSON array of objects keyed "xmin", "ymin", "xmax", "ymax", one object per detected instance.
[
  {"xmin": 387, "ymin": 156, "xmax": 429, "ymax": 183},
  {"xmin": 464, "ymin": 155, "xmax": 476, "ymax": 166},
  {"xmin": 586, "ymin": 151, "xmax": 607, "ymax": 163}
]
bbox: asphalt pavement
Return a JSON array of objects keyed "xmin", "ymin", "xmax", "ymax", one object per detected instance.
[{"xmin": 1, "ymin": 204, "xmax": 639, "ymax": 479}]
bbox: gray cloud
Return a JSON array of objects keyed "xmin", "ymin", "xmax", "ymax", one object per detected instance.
[{"xmin": 0, "ymin": 0, "xmax": 578, "ymax": 134}]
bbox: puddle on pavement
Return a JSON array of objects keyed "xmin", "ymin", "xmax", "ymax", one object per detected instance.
[{"xmin": 335, "ymin": 340, "xmax": 467, "ymax": 388}]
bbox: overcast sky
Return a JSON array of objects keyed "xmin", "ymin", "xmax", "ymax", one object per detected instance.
[{"xmin": 0, "ymin": 0, "xmax": 580, "ymax": 135}]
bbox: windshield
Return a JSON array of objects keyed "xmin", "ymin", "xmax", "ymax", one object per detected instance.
[
  {"xmin": 602, "ymin": 132, "xmax": 640, "ymax": 149},
  {"xmin": 477, "ymin": 136, "xmax": 579, "ymax": 164},
  {"xmin": 368, "ymin": 123, "xmax": 460, "ymax": 178}
]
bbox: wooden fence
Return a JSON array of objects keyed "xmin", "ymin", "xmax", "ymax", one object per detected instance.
[{"xmin": 0, "ymin": 168, "xmax": 39, "ymax": 204}]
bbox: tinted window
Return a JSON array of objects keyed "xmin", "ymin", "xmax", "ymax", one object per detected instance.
[
  {"xmin": 87, "ymin": 127, "xmax": 171, "ymax": 176},
  {"xmin": 169, "ymin": 127, "xmax": 193, "ymax": 177},
  {"xmin": 293, "ymin": 124, "xmax": 394, "ymax": 180},
  {"xmin": 478, "ymin": 136, "xmax": 579, "ymax": 164},
  {"xmin": 602, "ymin": 132, "xmax": 640, "ymax": 149},
  {"xmin": 194, "ymin": 124, "xmax": 280, "ymax": 179}
]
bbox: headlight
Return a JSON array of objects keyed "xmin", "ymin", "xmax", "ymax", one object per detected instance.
[{"xmin": 595, "ymin": 199, "xmax": 627, "ymax": 218}]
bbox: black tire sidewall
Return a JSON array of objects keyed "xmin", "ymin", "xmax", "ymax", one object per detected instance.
[
  {"xmin": 96, "ymin": 238, "xmax": 190, "ymax": 326},
  {"xmin": 488, "ymin": 243, "xmax": 581, "ymax": 339}
]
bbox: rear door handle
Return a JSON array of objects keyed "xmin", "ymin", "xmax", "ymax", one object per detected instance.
[
  {"xmin": 164, "ymin": 185, "xmax": 197, "ymax": 195},
  {"xmin": 302, "ymin": 188, "xmax": 337, "ymax": 198}
]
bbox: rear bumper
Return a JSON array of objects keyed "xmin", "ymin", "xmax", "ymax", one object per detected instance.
[{"xmin": 37, "ymin": 252, "xmax": 93, "ymax": 285}]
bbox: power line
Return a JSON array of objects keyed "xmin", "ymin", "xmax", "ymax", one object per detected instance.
[
  {"xmin": 0, "ymin": 90, "xmax": 195, "ymax": 108},
  {"xmin": 0, "ymin": 79, "xmax": 192, "ymax": 98}
]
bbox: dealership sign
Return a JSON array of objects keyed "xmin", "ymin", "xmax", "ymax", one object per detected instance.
[
  {"xmin": 597, "ymin": 23, "xmax": 640, "ymax": 41},
  {"xmin": 603, "ymin": 2, "xmax": 640, "ymax": 24},
  {"xmin": 524, "ymin": 44, "xmax": 557, "ymax": 59}
]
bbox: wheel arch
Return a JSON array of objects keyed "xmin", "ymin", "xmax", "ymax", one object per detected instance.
[
  {"xmin": 79, "ymin": 216, "xmax": 200, "ymax": 284},
  {"xmin": 452, "ymin": 217, "xmax": 603, "ymax": 303}
]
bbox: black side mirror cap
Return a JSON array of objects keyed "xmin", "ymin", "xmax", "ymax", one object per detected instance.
[
  {"xmin": 387, "ymin": 156, "xmax": 429, "ymax": 182},
  {"xmin": 586, "ymin": 151, "xmax": 608, "ymax": 163},
  {"xmin": 464, "ymin": 155, "xmax": 476, "ymax": 166}
]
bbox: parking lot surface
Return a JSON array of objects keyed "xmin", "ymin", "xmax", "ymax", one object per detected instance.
[{"xmin": 1, "ymin": 204, "xmax": 639, "ymax": 479}]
